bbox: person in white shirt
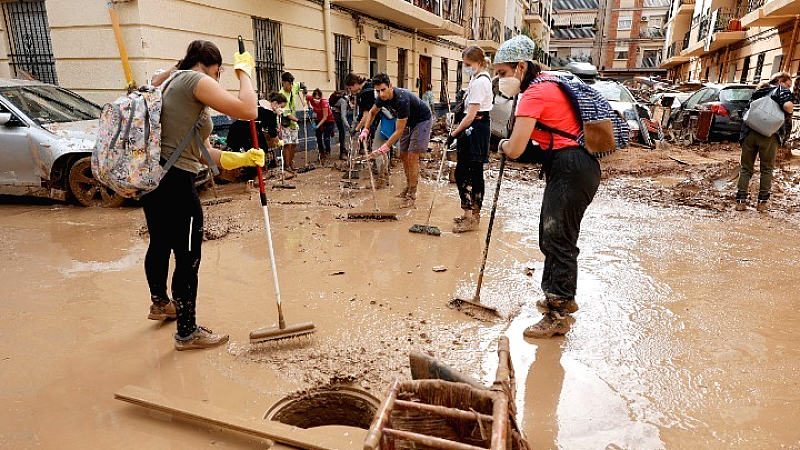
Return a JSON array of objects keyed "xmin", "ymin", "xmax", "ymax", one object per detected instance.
[{"xmin": 448, "ymin": 46, "xmax": 494, "ymax": 233}]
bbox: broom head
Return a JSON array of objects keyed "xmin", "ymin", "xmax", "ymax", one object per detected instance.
[
  {"xmin": 250, "ymin": 321, "xmax": 317, "ymax": 343},
  {"xmin": 409, "ymin": 224, "xmax": 441, "ymax": 236}
]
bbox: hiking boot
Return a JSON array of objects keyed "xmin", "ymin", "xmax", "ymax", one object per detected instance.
[
  {"xmin": 174, "ymin": 326, "xmax": 229, "ymax": 351},
  {"xmin": 523, "ymin": 312, "xmax": 571, "ymax": 339},
  {"xmin": 452, "ymin": 215, "xmax": 480, "ymax": 233},
  {"xmin": 399, "ymin": 197, "xmax": 416, "ymax": 209},
  {"xmin": 735, "ymin": 200, "xmax": 747, "ymax": 211},
  {"xmin": 757, "ymin": 200, "xmax": 768, "ymax": 212},
  {"xmin": 535, "ymin": 297, "xmax": 579, "ymax": 314},
  {"xmin": 148, "ymin": 300, "xmax": 176, "ymax": 321}
]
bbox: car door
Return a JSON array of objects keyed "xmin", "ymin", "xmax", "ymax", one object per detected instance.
[
  {"xmin": 675, "ymin": 88, "xmax": 708, "ymax": 124},
  {"xmin": 0, "ymin": 99, "xmax": 39, "ymax": 187}
]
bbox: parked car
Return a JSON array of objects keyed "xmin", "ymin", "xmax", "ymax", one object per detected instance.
[
  {"xmin": 672, "ymin": 83, "xmax": 755, "ymax": 140},
  {"xmin": 588, "ymin": 79, "xmax": 650, "ymax": 141},
  {"xmin": 0, "ymin": 79, "xmax": 210, "ymax": 206}
]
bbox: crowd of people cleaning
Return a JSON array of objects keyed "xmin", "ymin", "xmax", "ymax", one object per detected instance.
[{"xmin": 133, "ymin": 31, "xmax": 795, "ymax": 352}]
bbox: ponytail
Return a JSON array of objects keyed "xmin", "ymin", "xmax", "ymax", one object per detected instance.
[
  {"xmin": 345, "ymin": 73, "xmax": 367, "ymax": 86},
  {"xmin": 177, "ymin": 40, "xmax": 222, "ymax": 70}
]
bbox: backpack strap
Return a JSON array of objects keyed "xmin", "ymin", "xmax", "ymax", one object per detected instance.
[
  {"xmin": 162, "ymin": 114, "xmax": 220, "ymax": 176},
  {"xmin": 530, "ymin": 78, "xmax": 583, "ymax": 151}
]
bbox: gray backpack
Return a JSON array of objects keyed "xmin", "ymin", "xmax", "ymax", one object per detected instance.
[{"xmin": 743, "ymin": 89, "xmax": 784, "ymax": 137}]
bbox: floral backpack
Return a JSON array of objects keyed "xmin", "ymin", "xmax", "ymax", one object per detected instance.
[{"xmin": 91, "ymin": 71, "xmax": 218, "ymax": 199}]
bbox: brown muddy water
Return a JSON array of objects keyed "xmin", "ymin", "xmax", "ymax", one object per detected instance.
[{"xmin": 1, "ymin": 160, "xmax": 799, "ymax": 449}]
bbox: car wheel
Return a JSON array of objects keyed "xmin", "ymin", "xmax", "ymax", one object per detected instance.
[{"xmin": 68, "ymin": 156, "xmax": 125, "ymax": 207}]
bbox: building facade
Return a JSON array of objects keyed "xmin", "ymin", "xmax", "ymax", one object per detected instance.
[
  {"xmin": 661, "ymin": 0, "xmax": 800, "ymax": 87},
  {"xmin": 0, "ymin": 0, "xmax": 539, "ymax": 107},
  {"xmin": 550, "ymin": 0, "xmax": 598, "ymax": 68}
]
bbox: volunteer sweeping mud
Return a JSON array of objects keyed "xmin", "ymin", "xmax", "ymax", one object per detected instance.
[
  {"xmin": 143, "ymin": 40, "xmax": 264, "ymax": 350},
  {"xmin": 226, "ymin": 92, "xmax": 288, "ymax": 156},
  {"xmin": 448, "ymin": 46, "xmax": 493, "ymax": 233},
  {"xmin": 494, "ymin": 36, "xmax": 601, "ymax": 339},
  {"xmin": 306, "ymin": 88, "xmax": 337, "ymax": 160},
  {"xmin": 361, "ymin": 73, "xmax": 433, "ymax": 208},
  {"xmin": 347, "ymin": 73, "xmax": 390, "ymax": 189}
]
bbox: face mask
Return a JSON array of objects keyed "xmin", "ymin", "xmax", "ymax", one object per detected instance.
[
  {"xmin": 463, "ymin": 66, "xmax": 475, "ymax": 77},
  {"xmin": 498, "ymin": 77, "xmax": 521, "ymax": 97},
  {"xmin": 276, "ymin": 107, "xmax": 285, "ymax": 115}
]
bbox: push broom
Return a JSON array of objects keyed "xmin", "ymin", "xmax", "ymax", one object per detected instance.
[
  {"xmin": 234, "ymin": 36, "xmax": 315, "ymax": 344},
  {"xmin": 346, "ymin": 137, "xmax": 398, "ymax": 221}
]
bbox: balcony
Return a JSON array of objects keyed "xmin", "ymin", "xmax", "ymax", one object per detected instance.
[
  {"xmin": 741, "ymin": 0, "xmax": 800, "ymax": 28},
  {"xmin": 676, "ymin": 0, "xmax": 696, "ymax": 15},
  {"xmin": 525, "ymin": 1, "xmax": 552, "ymax": 27},
  {"xmin": 332, "ymin": 0, "xmax": 464, "ymax": 36},
  {"xmin": 638, "ymin": 57, "xmax": 662, "ymax": 68},
  {"xmin": 639, "ymin": 27, "xmax": 666, "ymax": 39},
  {"xmin": 661, "ymin": 41, "xmax": 690, "ymax": 67},
  {"xmin": 469, "ymin": 17, "xmax": 502, "ymax": 51},
  {"xmin": 551, "ymin": 55, "xmax": 592, "ymax": 67},
  {"xmin": 682, "ymin": 8, "xmax": 746, "ymax": 56},
  {"xmin": 682, "ymin": 30, "xmax": 690, "ymax": 50}
]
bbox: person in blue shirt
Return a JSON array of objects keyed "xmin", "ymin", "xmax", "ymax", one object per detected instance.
[{"xmin": 359, "ymin": 73, "xmax": 433, "ymax": 208}]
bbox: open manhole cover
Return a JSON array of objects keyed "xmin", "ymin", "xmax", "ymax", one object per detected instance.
[{"xmin": 265, "ymin": 386, "xmax": 380, "ymax": 429}]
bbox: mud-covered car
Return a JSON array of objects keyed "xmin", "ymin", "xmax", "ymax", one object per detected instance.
[{"xmin": 0, "ymin": 80, "xmax": 209, "ymax": 207}]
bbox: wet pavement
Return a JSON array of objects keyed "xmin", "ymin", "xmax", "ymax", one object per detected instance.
[{"xmin": 1, "ymin": 158, "xmax": 799, "ymax": 448}]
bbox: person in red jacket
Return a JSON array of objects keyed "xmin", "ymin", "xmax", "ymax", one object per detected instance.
[{"xmin": 307, "ymin": 88, "xmax": 337, "ymax": 160}]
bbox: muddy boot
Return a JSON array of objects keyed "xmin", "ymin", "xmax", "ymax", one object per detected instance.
[
  {"xmin": 148, "ymin": 296, "xmax": 176, "ymax": 321},
  {"xmin": 375, "ymin": 177, "xmax": 389, "ymax": 189},
  {"xmin": 735, "ymin": 200, "xmax": 747, "ymax": 211},
  {"xmin": 174, "ymin": 326, "xmax": 229, "ymax": 351},
  {"xmin": 523, "ymin": 312, "xmax": 572, "ymax": 339},
  {"xmin": 396, "ymin": 186, "xmax": 409, "ymax": 198},
  {"xmin": 452, "ymin": 214, "xmax": 480, "ymax": 233},
  {"xmin": 756, "ymin": 200, "xmax": 769, "ymax": 212},
  {"xmin": 535, "ymin": 297, "xmax": 579, "ymax": 314},
  {"xmin": 400, "ymin": 186, "xmax": 416, "ymax": 208}
]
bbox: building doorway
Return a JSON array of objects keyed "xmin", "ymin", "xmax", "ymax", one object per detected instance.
[{"xmin": 419, "ymin": 55, "xmax": 432, "ymax": 97}]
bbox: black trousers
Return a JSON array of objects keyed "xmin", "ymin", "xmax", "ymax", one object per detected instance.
[
  {"xmin": 334, "ymin": 116, "xmax": 347, "ymax": 156},
  {"xmin": 455, "ymin": 117, "xmax": 490, "ymax": 212},
  {"xmin": 141, "ymin": 167, "xmax": 203, "ymax": 338},
  {"xmin": 539, "ymin": 147, "xmax": 601, "ymax": 300}
]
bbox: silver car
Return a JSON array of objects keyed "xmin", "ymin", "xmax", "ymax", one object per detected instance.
[{"xmin": 0, "ymin": 79, "xmax": 125, "ymax": 206}]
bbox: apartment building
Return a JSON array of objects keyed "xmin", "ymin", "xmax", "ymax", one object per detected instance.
[
  {"xmin": 661, "ymin": 0, "xmax": 800, "ymax": 87},
  {"xmin": 0, "ymin": 0, "xmax": 531, "ymax": 107},
  {"xmin": 550, "ymin": 0, "xmax": 598, "ymax": 68},
  {"xmin": 549, "ymin": 0, "xmax": 668, "ymax": 76}
]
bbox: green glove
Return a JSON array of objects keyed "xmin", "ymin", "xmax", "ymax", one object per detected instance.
[
  {"xmin": 220, "ymin": 148, "xmax": 265, "ymax": 170},
  {"xmin": 233, "ymin": 51, "xmax": 255, "ymax": 78}
]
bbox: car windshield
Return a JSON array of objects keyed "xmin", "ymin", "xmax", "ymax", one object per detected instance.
[
  {"xmin": 593, "ymin": 82, "xmax": 635, "ymax": 103},
  {"xmin": 0, "ymin": 86, "xmax": 101, "ymax": 125},
  {"xmin": 720, "ymin": 88, "xmax": 755, "ymax": 102}
]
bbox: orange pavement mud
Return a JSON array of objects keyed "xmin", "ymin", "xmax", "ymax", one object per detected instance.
[{"xmin": 2, "ymin": 146, "xmax": 800, "ymax": 448}]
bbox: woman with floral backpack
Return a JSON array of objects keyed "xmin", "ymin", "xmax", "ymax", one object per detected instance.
[{"xmin": 143, "ymin": 40, "xmax": 264, "ymax": 351}]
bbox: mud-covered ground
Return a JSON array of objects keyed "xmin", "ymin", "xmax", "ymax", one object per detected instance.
[{"xmin": 2, "ymin": 143, "xmax": 800, "ymax": 449}]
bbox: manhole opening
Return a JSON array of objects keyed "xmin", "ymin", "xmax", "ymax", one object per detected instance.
[{"xmin": 265, "ymin": 387, "xmax": 379, "ymax": 430}]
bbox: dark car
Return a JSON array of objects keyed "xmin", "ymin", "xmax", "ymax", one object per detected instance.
[{"xmin": 673, "ymin": 83, "xmax": 755, "ymax": 140}]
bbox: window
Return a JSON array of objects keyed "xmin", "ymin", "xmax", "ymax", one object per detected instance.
[
  {"xmin": 369, "ymin": 46, "xmax": 378, "ymax": 78},
  {"xmin": 334, "ymin": 34, "xmax": 352, "ymax": 91},
  {"xmin": 456, "ymin": 61, "xmax": 463, "ymax": 92},
  {"xmin": 753, "ymin": 52, "xmax": 765, "ymax": 83},
  {"xmin": 739, "ymin": 55, "xmax": 750, "ymax": 84},
  {"xmin": 2, "ymin": 1, "xmax": 57, "ymax": 85},
  {"xmin": 771, "ymin": 54, "xmax": 784, "ymax": 75},
  {"xmin": 720, "ymin": 88, "xmax": 755, "ymax": 102},
  {"xmin": 252, "ymin": 18, "xmax": 284, "ymax": 96},
  {"xmin": 398, "ymin": 49, "xmax": 407, "ymax": 88},
  {"xmin": 614, "ymin": 51, "xmax": 629, "ymax": 60},
  {"xmin": 440, "ymin": 58, "xmax": 449, "ymax": 103},
  {"xmin": 618, "ymin": 14, "xmax": 632, "ymax": 30}
]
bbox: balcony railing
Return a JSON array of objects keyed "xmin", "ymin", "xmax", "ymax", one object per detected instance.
[
  {"xmin": 682, "ymin": 30, "xmax": 690, "ymax": 49},
  {"xmin": 471, "ymin": 16, "xmax": 502, "ymax": 43},
  {"xmin": 552, "ymin": 55, "xmax": 592, "ymax": 67},
  {"xmin": 679, "ymin": 0, "xmax": 696, "ymax": 5},
  {"xmin": 505, "ymin": 26, "xmax": 513, "ymax": 41},
  {"xmin": 407, "ymin": 0, "xmax": 440, "ymax": 15},
  {"xmin": 440, "ymin": 0, "xmax": 464, "ymax": 26},
  {"xmin": 527, "ymin": 1, "xmax": 552, "ymax": 26},
  {"xmin": 639, "ymin": 27, "xmax": 666, "ymax": 38},
  {"xmin": 638, "ymin": 57, "xmax": 661, "ymax": 68},
  {"xmin": 747, "ymin": 0, "xmax": 766, "ymax": 14},
  {"xmin": 698, "ymin": 13, "xmax": 709, "ymax": 39}
]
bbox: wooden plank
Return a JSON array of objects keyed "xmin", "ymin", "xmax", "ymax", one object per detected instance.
[{"xmin": 114, "ymin": 385, "xmax": 343, "ymax": 450}]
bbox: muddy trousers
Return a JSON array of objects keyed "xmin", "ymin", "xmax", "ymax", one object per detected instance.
[
  {"xmin": 141, "ymin": 167, "xmax": 203, "ymax": 338},
  {"xmin": 334, "ymin": 117, "xmax": 348, "ymax": 157},
  {"xmin": 314, "ymin": 122, "xmax": 336, "ymax": 156},
  {"xmin": 455, "ymin": 159, "xmax": 485, "ymax": 212},
  {"xmin": 539, "ymin": 147, "xmax": 601, "ymax": 300},
  {"xmin": 736, "ymin": 131, "xmax": 778, "ymax": 202}
]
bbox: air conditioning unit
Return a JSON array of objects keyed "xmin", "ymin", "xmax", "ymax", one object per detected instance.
[
  {"xmin": 641, "ymin": 15, "xmax": 649, "ymax": 21},
  {"xmin": 375, "ymin": 29, "xmax": 391, "ymax": 41}
]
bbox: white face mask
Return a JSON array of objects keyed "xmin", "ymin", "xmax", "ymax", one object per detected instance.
[
  {"xmin": 463, "ymin": 66, "xmax": 475, "ymax": 77},
  {"xmin": 498, "ymin": 77, "xmax": 521, "ymax": 97}
]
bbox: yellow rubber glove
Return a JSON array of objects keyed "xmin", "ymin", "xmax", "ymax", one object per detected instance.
[
  {"xmin": 233, "ymin": 51, "xmax": 255, "ymax": 78},
  {"xmin": 277, "ymin": 139, "xmax": 285, "ymax": 147},
  {"xmin": 220, "ymin": 148, "xmax": 265, "ymax": 170}
]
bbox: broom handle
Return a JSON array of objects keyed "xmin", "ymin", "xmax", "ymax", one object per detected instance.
[
  {"xmin": 242, "ymin": 36, "xmax": 286, "ymax": 329},
  {"xmin": 473, "ymin": 154, "xmax": 506, "ymax": 300},
  {"xmin": 422, "ymin": 89, "xmax": 454, "ymax": 227},
  {"xmin": 362, "ymin": 138, "xmax": 380, "ymax": 211}
]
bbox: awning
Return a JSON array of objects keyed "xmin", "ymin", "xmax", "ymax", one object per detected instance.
[
  {"xmin": 571, "ymin": 12, "xmax": 596, "ymax": 25},
  {"xmin": 553, "ymin": 15, "xmax": 571, "ymax": 26}
]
